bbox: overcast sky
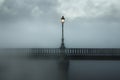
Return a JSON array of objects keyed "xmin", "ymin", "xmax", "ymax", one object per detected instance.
[{"xmin": 0, "ymin": 0, "xmax": 120, "ymax": 48}]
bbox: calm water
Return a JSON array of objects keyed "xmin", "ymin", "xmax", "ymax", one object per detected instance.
[{"xmin": 0, "ymin": 53, "xmax": 120, "ymax": 80}]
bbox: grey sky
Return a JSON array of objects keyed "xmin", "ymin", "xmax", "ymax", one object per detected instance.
[{"xmin": 0, "ymin": 0, "xmax": 120, "ymax": 48}]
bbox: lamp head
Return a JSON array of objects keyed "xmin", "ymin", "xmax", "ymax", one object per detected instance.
[{"xmin": 61, "ymin": 16, "xmax": 65, "ymax": 23}]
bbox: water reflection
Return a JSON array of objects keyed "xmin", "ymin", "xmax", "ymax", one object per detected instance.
[{"xmin": 58, "ymin": 57, "xmax": 69, "ymax": 80}]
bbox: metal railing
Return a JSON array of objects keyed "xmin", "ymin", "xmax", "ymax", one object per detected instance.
[
  {"xmin": 31, "ymin": 48, "xmax": 120, "ymax": 57},
  {"xmin": 1, "ymin": 48, "xmax": 120, "ymax": 57}
]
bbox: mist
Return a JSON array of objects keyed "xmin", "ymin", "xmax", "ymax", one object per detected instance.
[{"xmin": 0, "ymin": 0, "xmax": 120, "ymax": 48}]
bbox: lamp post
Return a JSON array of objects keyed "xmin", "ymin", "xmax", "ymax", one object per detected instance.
[
  {"xmin": 59, "ymin": 16, "xmax": 69, "ymax": 80},
  {"xmin": 60, "ymin": 16, "xmax": 65, "ymax": 49}
]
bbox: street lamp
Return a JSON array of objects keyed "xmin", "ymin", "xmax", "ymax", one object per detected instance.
[{"xmin": 60, "ymin": 16, "xmax": 65, "ymax": 49}]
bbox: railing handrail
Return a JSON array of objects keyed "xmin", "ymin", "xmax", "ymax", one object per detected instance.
[{"xmin": 1, "ymin": 48, "xmax": 120, "ymax": 56}]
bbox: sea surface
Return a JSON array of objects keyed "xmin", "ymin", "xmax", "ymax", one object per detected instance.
[{"xmin": 0, "ymin": 53, "xmax": 120, "ymax": 80}]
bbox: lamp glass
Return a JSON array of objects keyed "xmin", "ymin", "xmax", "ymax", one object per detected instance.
[{"xmin": 61, "ymin": 19, "xmax": 65, "ymax": 23}]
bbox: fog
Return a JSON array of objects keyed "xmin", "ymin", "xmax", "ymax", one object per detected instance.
[{"xmin": 0, "ymin": 0, "xmax": 120, "ymax": 48}]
